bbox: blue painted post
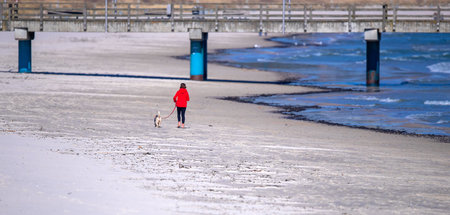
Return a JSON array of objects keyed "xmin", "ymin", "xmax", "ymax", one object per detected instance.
[
  {"xmin": 190, "ymin": 40, "xmax": 204, "ymax": 80},
  {"xmin": 18, "ymin": 40, "xmax": 32, "ymax": 73},
  {"xmin": 364, "ymin": 29, "xmax": 381, "ymax": 86},
  {"xmin": 15, "ymin": 29, "xmax": 34, "ymax": 73},
  {"xmin": 189, "ymin": 28, "xmax": 207, "ymax": 81}
]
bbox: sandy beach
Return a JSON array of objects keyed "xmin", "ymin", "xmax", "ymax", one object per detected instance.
[{"xmin": 0, "ymin": 32, "xmax": 449, "ymax": 214}]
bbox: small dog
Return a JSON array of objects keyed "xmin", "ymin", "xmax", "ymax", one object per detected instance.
[{"xmin": 154, "ymin": 111, "xmax": 162, "ymax": 128}]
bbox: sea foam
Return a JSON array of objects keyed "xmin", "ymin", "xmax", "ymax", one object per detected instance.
[
  {"xmin": 257, "ymin": 58, "xmax": 273, "ymax": 62},
  {"xmin": 424, "ymin": 100, "xmax": 450, "ymax": 106},
  {"xmin": 406, "ymin": 112, "xmax": 443, "ymax": 120},
  {"xmin": 345, "ymin": 96, "xmax": 400, "ymax": 103},
  {"xmin": 437, "ymin": 120, "xmax": 449, "ymax": 124},
  {"xmin": 427, "ymin": 62, "xmax": 450, "ymax": 74}
]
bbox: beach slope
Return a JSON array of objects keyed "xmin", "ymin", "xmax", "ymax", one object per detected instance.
[{"xmin": 0, "ymin": 32, "xmax": 449, "ymax": 214}]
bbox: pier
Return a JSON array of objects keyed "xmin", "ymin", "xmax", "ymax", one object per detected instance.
[
  {"xmin": 1, "ymin": 2, "xmax": 449, "ymax": 33},
  {"xmin": 2, "ymin": 1, "xmax": 449, "ymax": 85}
]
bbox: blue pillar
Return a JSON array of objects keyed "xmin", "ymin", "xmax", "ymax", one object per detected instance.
[
  {"xmin": 18, "ymin": 40, "xmax": 32, "ymax": 73},
  {"xmin": 15, "ymin": 28, "xmax": 34, "ymax": 73},
  {"xmin": 189, "ymin": 28, "xmax": 207, "ymax": 81},
  {"xmin": 190, "ymin": 40, "xmax": 204, "ymax": 80},
  {"xmin": 364, "ymin": 29, "xmax": 381, "ymax": 86}
]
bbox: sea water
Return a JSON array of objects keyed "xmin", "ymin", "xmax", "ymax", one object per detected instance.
[{"xmin": 212, "ymin": 33, "xmax": 450, "ymax": 136}]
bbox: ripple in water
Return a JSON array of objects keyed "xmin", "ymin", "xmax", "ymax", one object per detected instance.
[{"xmin": 211, "ymin": 33, "xmax": 450, "ymax": 136}]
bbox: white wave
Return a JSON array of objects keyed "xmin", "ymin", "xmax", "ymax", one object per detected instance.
[
  {"xmin": 383, "ymin": 54, "xmax": 437, "ymax": 61},
  {"xmin": 343, "ymin": 52, "xmax": 362, "ymax": 57},
  {"xmin": 345, "ymin": 96, "xmax": 375, "ymax": 101},
  {"xmin": 427, "ymin": 62, "xmax": 450, "ymax": 74},
  {"xmin": 345, "ymin": 96, "xmax": 400, "ymax": 103},
  {"xmin": 382, "ymin": 56, "xmax": 410, "ymax": 61},
  {"xmin": 412, "ymin": 54, "xmax": 432, "ymax": 59},
  {"xmin": 437, "ymin": 120, "xmax": 449, "ymax": 124},
  {"xmin": 424, "ymin": 100, "xmax": 450, "ymax": 106},
  {"xmin": 257, "ymin": 58, "xmax": 273, "ymax": 62},
  {"xmin": 291, "ymin": 54, "xmax": 310, "ymax": 58},
  {"xmin": 406, "ymin": 112, "xmax": 443, "ymax": 120},
  {"xmin": 313, "ymin": 41, "xmax": 323, "ymax": 46},
  {"xmin": 379, "ymin": 98, "xmax": 400, "ymax": 103}
]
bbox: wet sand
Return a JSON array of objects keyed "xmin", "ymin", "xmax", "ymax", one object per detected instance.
[{"xmin": 0, "ymin": 32, "xmax": 449, "ymax": 214}]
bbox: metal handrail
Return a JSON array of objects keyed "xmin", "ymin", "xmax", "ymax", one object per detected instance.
[{"xmin": 1, "ymin": 3, "xmax": 448, "ymax": 23}]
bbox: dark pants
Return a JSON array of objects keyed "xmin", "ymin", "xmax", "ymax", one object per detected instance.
[{"xmin": 177, "ymin": 107, "xmax": 186, "ymax": 124}]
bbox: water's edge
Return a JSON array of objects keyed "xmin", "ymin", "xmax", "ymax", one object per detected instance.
[
  {"xmin": 174, "ymin": 35, "xmax": 450, "ymax": 143},
  {"xmin": 219, "ymin": 94, "xmax": 450, "ymax": 143}
]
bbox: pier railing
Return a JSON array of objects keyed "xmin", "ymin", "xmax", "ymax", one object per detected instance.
[{"xmin": 1, "ymin": 2, "xmax": 449, "ymax": 32}]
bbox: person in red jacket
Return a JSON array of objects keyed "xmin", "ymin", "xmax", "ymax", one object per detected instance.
[{"xmin": 173, "ymin": 83, "xmax": 190, "ymax": 128}]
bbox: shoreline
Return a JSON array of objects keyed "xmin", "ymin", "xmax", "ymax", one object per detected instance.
[
  {"xmin": 205, "ymin": 34, "xmax": 450, "ymax": 141},
  {"xmin": 221, "ymin": 95, "xmax": 450, "ymax": 143},
  {"xmin": 1, "ymin": 32, "xmax": 449, "ymax": 214}
]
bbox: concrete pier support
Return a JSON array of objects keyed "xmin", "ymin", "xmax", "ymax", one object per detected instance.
[
  {"xmin": 364, "ymin": 29, "xmax": 381, "ymax": 86},
  {"xmin": 189, "ymin": 28, "xmax": 208, "ymax": 81},
  {"xmin": 14, "ymin": 28, "xmax": 35, "ymax": 73}
]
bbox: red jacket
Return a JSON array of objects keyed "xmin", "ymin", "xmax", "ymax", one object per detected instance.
[{"xmin": 173, "ymin": 88, "xmax": 190, "ymax": 107}]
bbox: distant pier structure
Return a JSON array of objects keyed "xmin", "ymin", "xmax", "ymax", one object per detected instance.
[{"xmin": 1, "ymin": 1, "xmax": 449, "ymax": 85}]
